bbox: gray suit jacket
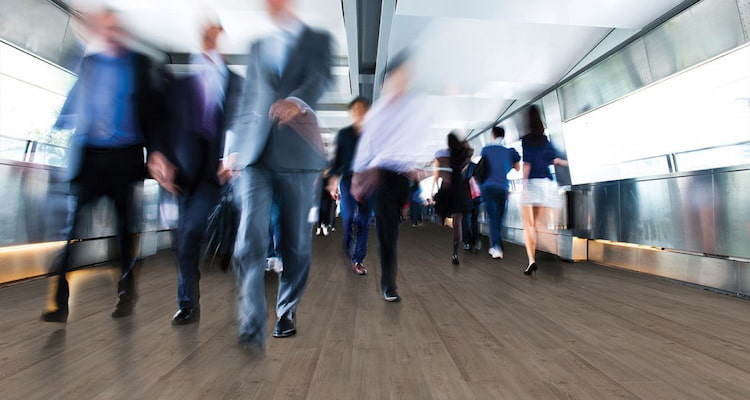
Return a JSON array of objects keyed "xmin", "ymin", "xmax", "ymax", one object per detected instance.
[{"xmin": 226, "ymin": 26, "xmax": 332, "ymax": 171}]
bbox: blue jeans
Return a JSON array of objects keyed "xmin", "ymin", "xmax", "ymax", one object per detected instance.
[
  {"xmin": 481, "ymin": 185, "xmax": 508, "ymax": 250},
  {"xmin": 233, "ymin": 167, "xmax": 318, "ymax": 346},
  {"xmin": 267, "ymin": 197, "xmax": 280, "ymax": 258},
  {"xmin": 339, "ymin": 177, "xmax": 373, "ymax": 264}
]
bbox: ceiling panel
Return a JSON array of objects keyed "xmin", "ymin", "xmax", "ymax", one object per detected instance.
[{"xmin": 381, "ymin": 0, "xmax": 688, "ymax": 146}]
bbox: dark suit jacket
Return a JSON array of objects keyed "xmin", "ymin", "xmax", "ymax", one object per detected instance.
[
  {"xmin": 164, "ymin": 69, "xmax": 243, "ymax": 193},
  {"xmin": 225, "ymin": 26, "xmax": 332, "ymax": 171},
  {"xmin": 56, "ymin": 52, "xmax": 167, "ymax": 182}
]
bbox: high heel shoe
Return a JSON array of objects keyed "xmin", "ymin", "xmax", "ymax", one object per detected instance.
[
  {"xmin": 524, "ymin": 262, "xmax": 538, "ymax": 276},
  {"xmin": 451, "ymin": 253, "xmax": 460, "ymax": 265}
]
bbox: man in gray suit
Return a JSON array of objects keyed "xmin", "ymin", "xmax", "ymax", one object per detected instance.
[{"xmin": 224, "ymin": 0, "xmax": 331, "ymax": 349}]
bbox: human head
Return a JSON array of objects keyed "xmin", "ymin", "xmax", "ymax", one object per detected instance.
[
  {"xmin": 527, "ymin": 105, "xmax": 545, "ymax": 134},
  {"xmin": 90, "ymin": 8, "xmax": 128, "ymax": 55},
  {"xmin": 447, "ymin": 131, "xmax": 463, "ymax": 152},
  {"xmin": 382, "ymin": 50, "xmax": 412, "ymax": 97},
  {"xmin": 265, "ymin": 0, "xmax": 295, "ymax": 21},
  {"xmin": 492, "ymin": 126, "xmax": 505, "ymax": 139},
  {"xmin": 201, "ymin": 17, "xmax": 224, "ymax": 52},
  {"xmin": 348, "ymin": 96, "xmax": 371, "ymax": 128}
]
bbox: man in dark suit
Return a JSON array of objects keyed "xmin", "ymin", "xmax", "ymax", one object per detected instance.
[
  {"xmin": 224, "ymin": 0, "xmax": 331, "ymax": 349},
  {"xmin": 41, "ymin": 9, "xmax": 166, "ymax": 322},
  {"xmin": 150, "ymin": 18, "xmax": 243, "ymax": 325}
]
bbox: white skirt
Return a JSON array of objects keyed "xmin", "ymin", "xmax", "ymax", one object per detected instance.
[{"xmin": 520, "ymin": 178, "xmax": 563, "ymax": 208}]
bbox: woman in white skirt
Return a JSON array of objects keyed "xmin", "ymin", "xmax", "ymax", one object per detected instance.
[{"xmin": 520, "ymin": 106, "xmax": 567, "ymax": 275}]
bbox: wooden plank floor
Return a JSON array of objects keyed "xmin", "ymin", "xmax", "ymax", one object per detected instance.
[{"xmin": 1, "ymin": 222, "xmax": 749, "ymax": 400}]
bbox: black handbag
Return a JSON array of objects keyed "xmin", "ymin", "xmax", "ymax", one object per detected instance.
[
  {"xmin": 203, "ymin": 185, "xmax": 239, "ymax": 271},
  {"xmin": 473, "ymin": 157, "xmax": 489, "ymax": 183}
]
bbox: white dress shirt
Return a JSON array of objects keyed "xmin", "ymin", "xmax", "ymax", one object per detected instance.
[{"xmin": 352, "ymin": 91, "xmax": 432, "ymax": 173}]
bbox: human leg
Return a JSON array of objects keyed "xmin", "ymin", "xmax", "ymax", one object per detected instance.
[
  {"xmin": 274, "ymin": 171, "xmax": 318, "ymax": 321},
  {"xmin": 374, "ymin": 171, "xmax": 409, "ymax": 299},
  {"xmin": 452, "ymin": 213, "xmax": 463, "ymax": 264},
  {"xmin": 521, "ymin": 204, "xmax": 538, "ymax": 274},
  {"xmin": 174, "ymin": 181, "xmax": 221, "ymax": 311},
  {"xmin": 234, "ymin": 167, "xmax": 273, "ymax": 345},
  {"xmin": 339, "ymin": 178, "xmax": 356, "ymax": 253}
]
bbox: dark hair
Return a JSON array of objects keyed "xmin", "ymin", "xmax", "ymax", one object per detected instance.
[
  {"xmin": 525, "ymin": 105, "xmax": 546, "ymax": 145},
  {"xmin": 527, "ymin": 105, "xmax": 545, "ymax": 134},
  {"xmin": 384, "ymin": 49, "xmax": 411, "ymax": 78},
  {"xmin": 348, "ymin": 96, "xmax": 371, "ymax": 110},
  {"xmin": 447, "ymin": 131, "xmax": 464, "ymax": 153},
  {"xmin": 492, "ymin": 126, "xmax": 505, "ymax": 138}
]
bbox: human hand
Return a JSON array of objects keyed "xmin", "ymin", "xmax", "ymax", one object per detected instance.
[
  {"xmin": 147, "ymin": 151, "xmax": 180, "ymax": 195},
  {"xmin": 269, "ymin": 99, "xmax": 304, "ymax": 126},
  {"xmin": 327, "ymin": 175, "xmax": 339, "ymax": 199},
  {"xmin": 217, "ymin": 160, "xmax": 233, "ymax": 185},
  {"xmin": 220, "ymin": 153, "xmax": 242, "ymax": 183}
]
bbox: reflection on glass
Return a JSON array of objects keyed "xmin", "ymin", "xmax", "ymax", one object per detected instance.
[
  {"xmin": 675, "ymin": 143, "xmax": 750, "ymax": 172},
  {"xmin": 0, "ymin": 42, "xmax": 76, "ymax": 165},
  {"xmin": 563, "ymin": 45, "xmax": 750, "ymax": 184}
]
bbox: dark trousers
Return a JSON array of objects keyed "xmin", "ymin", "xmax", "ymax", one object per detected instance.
[
  {"xmin": 318, "ymin": 195, "xmax": 333, "ymax": 228},
  {"xmin": 175, "ymin": 179, "xmax": 221, "ymax": 309},
  {"xmin": 462, "ymin": 197, "xmax": 482, "ymax": 246},
  {"xmin": 51, "ymin": 146, "xmax": 143, "ymax": 310},
  {"xmin": 374, "ymin": 171, "xmax": 410, "ymax": 294},
  {"xmin": 410, "ymin": 201, "xmax": 423, "ymax": 224}
]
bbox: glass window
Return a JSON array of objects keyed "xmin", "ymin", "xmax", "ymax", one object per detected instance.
[
  {"xmin": 563, "ymin": 45, "xmax": 750, "ymax": 184},
  {"xmin": 0, "ymin": 42, "xmax": 76, "ymax": 162}
]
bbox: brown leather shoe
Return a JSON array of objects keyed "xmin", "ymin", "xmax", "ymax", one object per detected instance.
[{"xmin": 352, "ymin": 262, "xmax": 367, "ymax": 275}]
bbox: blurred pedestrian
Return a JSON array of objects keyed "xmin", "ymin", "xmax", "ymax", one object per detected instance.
[
  {"xmin": 327, "ymin": 96, "xmax": 373, "ymax": 275},
  {"xmin": 520, "ymin": 106, "xmax": 567, "ymax": 275},
  {"xmin": 479, "ymin": 126, "xmax": 520, "ymax": 259},
  {"xmin": 223, "ymin": 0, "xmax": 332, "ymax": 349},
  {"xmin": 41, "ymin": 9, "xmax": 167, "ymax": 322},
  {"xmin": 433, "ymin": 133, "xmax": 473, "ymax": 265},
  {"xmin": 351, "ymin": 51, "xmax": 431, "ymax": 302},
  {"xmin": 153, "ymin": 16, "xmax": 243, "ymax": 325}
]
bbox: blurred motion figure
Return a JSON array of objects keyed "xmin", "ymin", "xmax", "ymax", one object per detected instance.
[
  {"xmin": 41, "ymin": 9, "xmax": 167, "ymax": 322},
  {"xmin": 351, "ymin": 51, "xmax": 431, "ymax": 302},
  {"xmin": 223, "ymin": 0, "xmax": 332, "ymax": 349},
  {"xmin": 520, "ymin": 105, "xmax": 567, "ymax": 275},
  {"xmin": 150, "ymin": 16, "xmax": 243, "ymax": 325},
  {"xmin": 328, "ymin": 96, "xmax": 373, "ymax": 276},
  {"xmin": 479, "ymin": 126, "xmax": 520, "ymax": 260}
]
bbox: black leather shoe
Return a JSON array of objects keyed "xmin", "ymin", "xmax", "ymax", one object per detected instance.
[
  {"xmin": 111, "ymin": 295, "xmax": 135, "ymax": 318},
  {"xmin": 40, "ymin": 308, "xmax": 69, "ymax": 323},
  {"xmin": 171, "ymin": 307, "xmax": 200, "ymax": 325},
  {"xmin": 272, "ymin": 313, "xmax": 296, "ymax": 338}
]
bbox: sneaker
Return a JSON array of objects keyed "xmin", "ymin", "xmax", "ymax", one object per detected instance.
[
  {"xmin": 322, "ymin": 225, "xmax": 329, "ymax": 236},
  {"xmin": 383, "ymin": 290, "xmax": 401, "ymax": 302},
  {"xmin": 474, "ymin": 239, "xmax": 482, "ymax": 251},
  {"xmin": 329, "ymin": 225, "xmax": 336, "ymax": 232},
  {"xmin": 488, "ymin": 247, "xmax": 503, "ymax": 259},
  {"xmin": 352, "ymin": 262, "xmax": 367, "ymax": 275},
  {"xmin": 463, "ymin": 243, "xmax": 472, "ymax": 251},
  {"xmin": 315, "ymin": 227, "xmax": 322, "ymax": 236}
]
